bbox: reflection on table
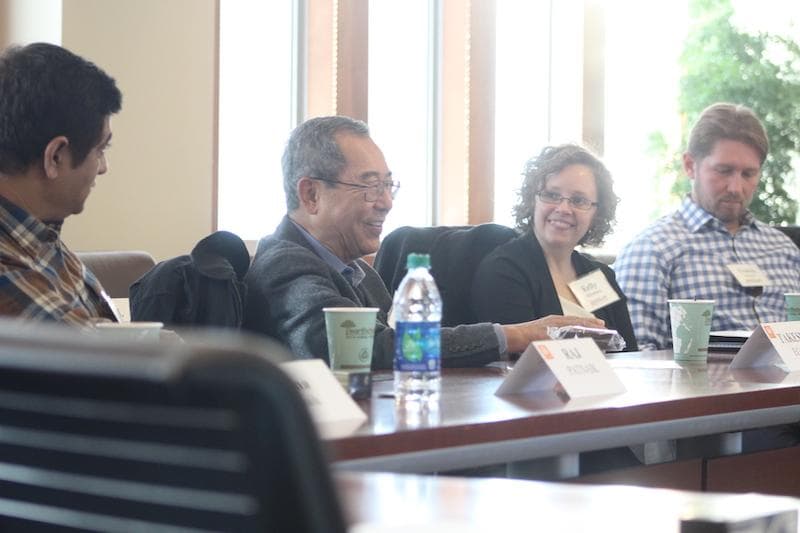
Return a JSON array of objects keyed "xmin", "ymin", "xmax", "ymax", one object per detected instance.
[
  {"xmin": 325, "ymin": 350, "xmax": 800, "ymax": 496},
  {"xmin": 339, "ymin": 471, "xmax": 799, "ymax": 533}
]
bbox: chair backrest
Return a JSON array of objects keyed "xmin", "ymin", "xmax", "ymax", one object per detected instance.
[
  {"xmin": 774, "ymin": 225, "xmax": 800, "ymax": 249},
  {"xmin": 373, "ymin": 224, "xmax": 518, "ymax": 326},
  {"xmin": 0, "ymin": 321, "xmax": 347, "ymax": 533},
  {"xmin": 77, "ymin": 251, "xmax": 156, "ymax": 298}
]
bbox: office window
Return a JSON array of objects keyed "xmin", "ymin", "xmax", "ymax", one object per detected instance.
[
  {"xmin": 368, "ymin": 0, "xmax": 435, "ymax": 233},
  {"xmin": 604, "ymin": 1, "xmax": 800, "ymax": 251},
  {"xmin": 493, "ymin": 0, "xmax": 584, "ymax": 229},
  {"xmin": 603, "ymin": 2, "xmax": 688, "ymax": 253},
  {"xmin": 217, "ymin": 0, "xmax": 296, "ymax": 241}
]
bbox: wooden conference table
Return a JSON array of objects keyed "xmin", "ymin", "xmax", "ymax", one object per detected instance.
[
  {"xmin": 338, "ymin": 471, "xmax": 800, "ymax": 532},
  {"xmin": 324, "ymin": 350, "xmax": 800, "ymax": 494}
]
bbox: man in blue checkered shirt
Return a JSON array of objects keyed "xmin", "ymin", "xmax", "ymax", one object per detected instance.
[{"xmin": 615, "ymin": 103, "xmax": 800, "ymax": 350}]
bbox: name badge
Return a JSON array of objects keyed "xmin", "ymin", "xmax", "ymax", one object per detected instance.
[
  {"xmin": 730, "ymin": 322, "xmax": 800, "ymax": 372},
  {"xmin": 281, "ymin": 359, "xmax": 367, "ymax": 436},
  {"xmin": 568, "ymin": 269, "xmax": 621, "ymax": 313},
  {"xmin": 111, "ymin": 298, "xmax": 131, "ymax": 322},
  {"xmin": 726, "ymin": 263, "xmax": 770, "ymax": 287},
  {"xmin": 496, "ymin": 338, "xmax": 626, "ymax": 399}
]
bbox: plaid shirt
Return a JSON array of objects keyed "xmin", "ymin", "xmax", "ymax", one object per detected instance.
[
  {"xmin": 614, "ymin": 198, "xmax": 800, "ymax": 350},
  {"xmin": 0, "ymin": 195, "xmax": 116, "ymax": 325}
]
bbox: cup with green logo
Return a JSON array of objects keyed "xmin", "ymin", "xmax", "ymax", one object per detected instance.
[
  {"xmin": 785, "ymin": 293, "xmax": 800, "ymax": 321},
  {"xmin": 667, "ymin": 299, "xmax": 714, "ymax": 362},
  {"xmin": 323, "ymin": 307, "xmax": 378, "ymax": 372}
]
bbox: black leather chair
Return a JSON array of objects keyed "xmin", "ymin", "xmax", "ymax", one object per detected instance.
[
  {"xmin": 0, "ymin": 321, "xmax": 346, "ymax": 532},
  {"xmin": 774, "ymin": 225, "xmax": 800, "ymax": 249},
  {"xmin": 373, "ymin": 224, "xmax": 518, "ymax": 327}
]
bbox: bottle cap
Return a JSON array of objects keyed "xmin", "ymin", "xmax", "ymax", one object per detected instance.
[{"xmin": 406, "ymin": 253, "xmax": 431, "ymax": 269}]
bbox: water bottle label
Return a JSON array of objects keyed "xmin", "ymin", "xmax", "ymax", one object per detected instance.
[{"xmin": 394, "ymin": 321, "xmax": 441, "ymax": 372}]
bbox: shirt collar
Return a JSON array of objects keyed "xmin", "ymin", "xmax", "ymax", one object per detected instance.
[
  {"xmin": 0, "ymin": 194, "xmax": 61, "ymax": 244},
  {"xmin": 290, "ymin": 218, "xmax": 366, "ymax": 287},
  {"xmin": 678, "ymin": 196, "xmax": 757, "ymax": 234}
]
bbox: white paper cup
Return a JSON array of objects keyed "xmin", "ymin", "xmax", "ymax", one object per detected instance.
[
  {"xmin": 323, "ymin": 307, "xmax": 378, "ymax": 371},
  {"xmin": 785, "ymin": 293, "xmax": 800, "ymax": 321},
  {"xmin": 668, "ymin": 299, "xmax": 714, "ymax": 361},
  {"xmin": 94, "ymin": 321, "xmax": 163, "ymax": 342}
]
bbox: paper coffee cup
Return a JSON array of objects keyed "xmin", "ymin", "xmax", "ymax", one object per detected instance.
[
  {"xmin": 668, "ymin": 299, "xmax": 714, "ymax": 361},
  {"xmin": 323, "ymin": 307, "xmax": 378, "ymax": 372},
  {"xmin": 785, "ymin": 293, "xmax": 800, "ymax": 321},
  {"xmin": 94, "ymin": 321, "xmax": 163, "ymax": 342}
]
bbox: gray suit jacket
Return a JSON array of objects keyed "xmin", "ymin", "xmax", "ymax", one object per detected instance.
[{"xmin": 243, "ymin": 216, "xmax": 500, "ymax": 369}]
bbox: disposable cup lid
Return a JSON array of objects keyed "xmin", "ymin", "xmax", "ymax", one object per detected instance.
[
  {"xmin": 323, "ymin": 307, "xmax": 379, "ymax": 312},
  {"xmin": 96, "ymin": 321, "xmax": 163, "ymax": 329}
]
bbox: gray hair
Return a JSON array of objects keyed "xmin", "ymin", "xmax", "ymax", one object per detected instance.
[{"xmin": 282, "ymin": 115, "xmax": 370, "ymax": 211}]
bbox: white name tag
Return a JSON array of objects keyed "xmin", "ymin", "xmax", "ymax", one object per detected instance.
[
  {"xmin": 568, "ymin": 269, "xmax": 621, "ymax": 313},
  {"xmin": 495, "ymin": 338, "xmax": 626, "ymax": 398},
  {"xmin": 111, "ymin": 298, "xmax": 130, "ymax": 322},
  {"xmin": 726, "ymin": 263, "xmax": 770, "ymax": 287},
  {"xmin": 730, "ymin": 322, "xmax": 800, "ymax": 372},
  {"xmin": 281, "ymin": 359, "xmax": 367, "ymax": 436}
]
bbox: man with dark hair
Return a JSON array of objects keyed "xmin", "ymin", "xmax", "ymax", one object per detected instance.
[
  {"xmin": 615, "ymin": 103, "xmax": 800, "ymax": 350},
  {"xmin": 245, "ymin": 115, "xmax": 602, "ymax": 369},
  {"xmin": 0, "ymin": 42, "xmax": 123, "ymax": 324}
]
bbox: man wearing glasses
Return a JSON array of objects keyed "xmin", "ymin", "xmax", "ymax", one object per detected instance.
[
  {"xmin": 615, "ymin": 103, "xmax": 800, "ymax": 350},
  {"xmin": 245, "ymin": 116, "xmax": 602, "ymax": 369}
]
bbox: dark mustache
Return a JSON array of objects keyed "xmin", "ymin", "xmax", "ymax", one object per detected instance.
[{"xmin": 719, "ymin": 195, "xmax": 744, "ymax": 202}]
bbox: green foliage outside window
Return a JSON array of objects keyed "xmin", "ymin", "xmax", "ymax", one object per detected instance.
[{"xmin": 650, "ymin": 0, "xmax": 800, "ymax": 224}]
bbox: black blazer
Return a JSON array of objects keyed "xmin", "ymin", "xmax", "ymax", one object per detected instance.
[{"xmin": 470, "ymin": 232, "xmax": 638, "ymax": 351}]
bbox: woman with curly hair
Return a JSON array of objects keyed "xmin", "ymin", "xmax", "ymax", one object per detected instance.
[{"xmin": 471, "ymin": 144, "xmax": 637, "ymax": 351}]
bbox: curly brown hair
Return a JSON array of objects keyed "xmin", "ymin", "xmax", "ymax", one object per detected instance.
[{"xmin": 512, "ymin": 144, "xmax": 619, "ymax": 247}]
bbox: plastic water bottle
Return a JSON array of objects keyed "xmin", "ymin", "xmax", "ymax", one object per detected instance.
[{"xmin": 393, "ymin": 253, "xmax": 441, "ymax": 405}]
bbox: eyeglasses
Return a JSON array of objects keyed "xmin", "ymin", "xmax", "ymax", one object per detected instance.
[
  {"xmin": 536, "ymin": 190, "xmax": 598, "ymax": 211},
  {"xmin": 310, "ymin": 177, "xmax": 400, "ymax": 202}
]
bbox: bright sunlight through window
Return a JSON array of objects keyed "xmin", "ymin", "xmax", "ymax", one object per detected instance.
[{"xmin": 218, "ymin": 0, "xmax": 295, "ymax": 241}]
